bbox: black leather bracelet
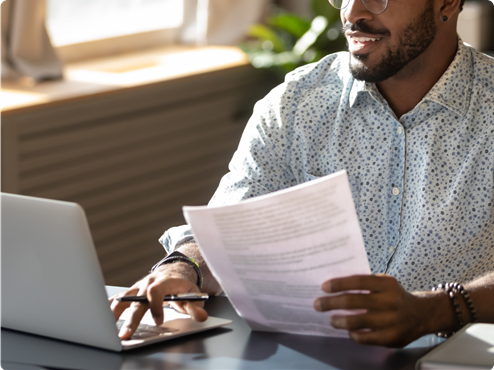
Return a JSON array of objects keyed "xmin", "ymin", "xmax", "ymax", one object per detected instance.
[{"xmin": 151, "ymin": 251, "xmax": 203, "ymax": 290}]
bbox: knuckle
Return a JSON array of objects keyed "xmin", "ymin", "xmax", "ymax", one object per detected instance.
[
  {"xmin": 343, "ymin": 316, "xmax": 358, "ymax": 330},
  {"xmin": 350, "ymin": 331, "xmax": 371, "ymax": 345},
  {"xmin": 383, "ymin": 331, "xmax": 402, "ymax": 347},
  {"xmin": 319, "ymin": 297, "xmax": 332, "ymax": 311},
  {"xmin": 142, "ymin": 274, "xmax": 155, "ymax": 285},
  {"xmin": 350, "ymin": 330, "xmax": 382, "ymax": 346},
  {"xmin": 347, "ymin": 314, "xmax": 369, "ymax": 331},
  {"xmin": 339, "ymin": 295, "xmax": 351, "ymax": 307},
  {"xmin": 355, "ymin": 275, "xmax": 368, "ymax": 285},
  {"xmin": 147, "ymin": 283, "xmax": 162, "ymax": 296},
  {"xmin": 339, "ymin": 293, "xmax": 362, "ymax": 309},
  {"xmin": 329, "ymin": 279, "xmax": 341, "ymax": 292},
  {"xmin": 387, "ymin": 294, "xmax": 404, "ymax": 310},
  {"xmin": 383, "ymin": 275, "xmax": 398, "ymax": 288}
]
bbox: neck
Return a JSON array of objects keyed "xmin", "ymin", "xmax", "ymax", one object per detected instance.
[{"xmin": 376, "ymin": 33, "xmax": 459, "ymax": 119}]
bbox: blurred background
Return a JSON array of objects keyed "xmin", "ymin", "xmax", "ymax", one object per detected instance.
[{"xmin": 2, "ymin": 0, "xmax": 493, "ymax": 286}]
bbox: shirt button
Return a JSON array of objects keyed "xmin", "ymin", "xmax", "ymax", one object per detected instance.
[
  {"xmin": 389, "ymin": 246, "xmax": 394, "ymax": 253},
  {"xmin": 392, "ymin": 187, "xmax": 400, "ymax": 196},
  {"xmin": 397, "ymin": 126, "xmax": 403, "ymax": 135},
  {"xmin": 420, "ymin": 102, "xmax": 428, "ymax": 109}
]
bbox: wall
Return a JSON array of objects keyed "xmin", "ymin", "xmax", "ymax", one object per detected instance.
[
  {"xmin": 2, "ymin": 62, "xmax": 277, "ymax": 286},
  {"xmin": 458, "ymin": 0, "xmax": 494, "ymax": 53}
]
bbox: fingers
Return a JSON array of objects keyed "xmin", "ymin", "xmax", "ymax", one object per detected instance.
[
  {"xmin": 117, "ymin": 284, "xmax": 151, "ymax": 339},
  {"xmin": 348, "ymin": 329, "xmax": 396, "ymax": 347},
  {"xmin": 314, "ymin": 292, "xmax": 376, "ymax": 312},
  {"xmin": 313, "ymin": 274, "xmax": 422, "ymax": 347},
  {"xmin": 109, "ymin": 273, "xmax": 208, "ymax": 340},
  {"xmin": 110, "ymin": 286, "xmax": 139, "ymax": 322},
  {"xmin": 329, "ymin": 312, "xmax": 395, "ymax": 332},
  {"xmin": 119, "ymin": 302, "xmax": 150, "ymax": 339},
  {"xmin": 146, "ymin": 282, "xmax": 166, "ymax": 325},
  {"xmin": 349, "ymin": 328, "xmax": 411, "ymax": 348},
  {"xmin": 327, "ymin": 312, "xmax": 409, "ymax": 347},
  {"xmin": 321, "ymin": 274, "xmax": 398, "ymax": 294},
  {"xmin": 171, "ymin": 301, "xmax": 208, "ymax": 322},
  {"xmin": 146, "ymin": 277, "xmax": 204, "ymax": 323}
]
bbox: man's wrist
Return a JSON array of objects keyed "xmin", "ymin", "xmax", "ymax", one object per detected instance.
[
  {"xmin": 414, "ymin": 290, "xmax": 458, "ymax": 336},
  {"xmin": 151, "ymin": 251, "xmax": 203, "ymax": 289},
  {"xmin": 154, "ymin": 262, "xmax": 199, "ymax": 287}
]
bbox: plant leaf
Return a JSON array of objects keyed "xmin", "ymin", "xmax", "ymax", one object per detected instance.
[
  {"xmin": 293, "ymin": 16, "xmax": 329, "ymax": 56},
  {"xmin": 312, "ymin": 0, "xmax": 341, "ymax": 26},
  {"xmin": 268, "ymin": 12, "xmax": 311, "ymax": 39},
  {"xmin": 247, "ymin": 24, "xmax": 286, "ymax": 52}
]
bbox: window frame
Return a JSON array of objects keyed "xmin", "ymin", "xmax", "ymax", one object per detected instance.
[{"xmin": 47, "ymin": 1, "xmax": 185, "ymax": 63}]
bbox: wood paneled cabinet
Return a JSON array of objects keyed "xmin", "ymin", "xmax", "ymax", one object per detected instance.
[{"xmin": 2, "ymin": 61, "xmax": 277, "ymax": 286}]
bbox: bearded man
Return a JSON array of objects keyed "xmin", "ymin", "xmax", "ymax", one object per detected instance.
[{"xmin": 112, "ymin": 0, "xmax": 494, "ymax": 347}]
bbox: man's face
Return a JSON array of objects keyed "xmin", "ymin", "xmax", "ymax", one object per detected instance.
[{"xmin": 341, "ymin": 0, "xmax": 437, "ymax": 83}]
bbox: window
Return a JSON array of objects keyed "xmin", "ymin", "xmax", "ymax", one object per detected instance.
[{"xmin": 46, "ymin": 0, "xmax": 184, "ymax": 61}]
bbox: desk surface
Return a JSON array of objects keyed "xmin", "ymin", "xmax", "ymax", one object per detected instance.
[{"xmin": 2, "ymin": 294, "xmax": 444, "ymax": 370}]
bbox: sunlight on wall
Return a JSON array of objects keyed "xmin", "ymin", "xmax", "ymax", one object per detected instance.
[{"xmin": 46, "ymin": 0, "xmax": 184, "ymax": 46}]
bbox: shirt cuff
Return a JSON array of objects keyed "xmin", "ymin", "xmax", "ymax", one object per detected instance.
[{"xmin": 158, "ymin": 225, "xmax": 195, "ymax": 255}]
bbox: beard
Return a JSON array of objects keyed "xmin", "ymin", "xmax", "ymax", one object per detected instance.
[{"xmin": 346, "ymin": 0, "xmax": 437, "ymax": 83}]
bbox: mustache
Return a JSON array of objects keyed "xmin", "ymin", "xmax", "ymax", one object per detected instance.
[{"xmin": 342, "ymin": 20, "xmax": 390, "ymax": 37}]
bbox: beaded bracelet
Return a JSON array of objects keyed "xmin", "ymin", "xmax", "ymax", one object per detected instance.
[
  {"xmin": 454, "ymin": 283, "xmax": 479, "ymax": 323},
  {"xmin": 433, "ymin": 283, "xmax": 463, "ymax": 338}
]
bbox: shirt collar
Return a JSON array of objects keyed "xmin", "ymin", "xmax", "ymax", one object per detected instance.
[
  {"xmin": 425, "ymin": 39, "xmax": 472, "ymax": 117},
  {"xmin": 348, "ymin": 38, "xmax": 472, "ymax": 118}
]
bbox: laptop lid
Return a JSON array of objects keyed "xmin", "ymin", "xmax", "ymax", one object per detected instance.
[{"xmin": 1, "ymin": 193, "xmax": 230, "ymax": 351}]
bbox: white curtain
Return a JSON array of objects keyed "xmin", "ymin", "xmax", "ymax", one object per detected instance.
[
  {"xmin": 1, "ymin": 0, "xmax": 63, "ymax": 82},
  {"xmin": 182, "ymin": 0, "xmax": 270, "ymax": 46}
]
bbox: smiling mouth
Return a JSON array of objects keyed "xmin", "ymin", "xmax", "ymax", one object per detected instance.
[
  {"xmin": 352, "ymin": 37, "xmax": 382, "ymax": 43},
  {"xmin": 347, "ymin": 35, "xmax": 383, "ymax": 54}
]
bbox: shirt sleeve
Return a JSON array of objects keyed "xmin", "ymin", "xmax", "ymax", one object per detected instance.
[
  {"xmin": 158, "ymin": 225, "xmax": 195, "ymax": 255},
  {"xmin": 209, "ymin": 83, "xmax": 299, "ymax": 206},
  {"xmin": 158, "ymin": 81, "xmax": 299, "ymax": 253}
]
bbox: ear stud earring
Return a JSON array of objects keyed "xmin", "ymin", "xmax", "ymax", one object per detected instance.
[{"xmin": 442, "ymin": 15, "xmax": 448, "ymax": 21}]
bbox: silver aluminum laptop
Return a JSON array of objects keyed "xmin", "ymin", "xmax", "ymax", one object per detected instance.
[{"xmin": 1, "ymin": 193, "xmax": 231, "ymax": 351}]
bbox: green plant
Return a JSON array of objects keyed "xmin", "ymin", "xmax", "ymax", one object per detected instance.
[{"xmin": 240, "ymin": 0, "xmax": 347, "ymax": 78}]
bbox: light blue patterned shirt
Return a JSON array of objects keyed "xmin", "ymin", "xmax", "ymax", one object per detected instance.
[{"xmin": 161, "ymin": 40, "xmax": 494, "ymax": 291}]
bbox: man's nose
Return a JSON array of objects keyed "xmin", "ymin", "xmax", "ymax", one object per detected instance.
[{"xmin": 341, "ymin": 0, "xmax": 373, "ymax": 24}]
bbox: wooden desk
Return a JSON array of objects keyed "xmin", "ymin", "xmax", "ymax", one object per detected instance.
[{"xmin": 2, "ymin": 294, "xmax": 444, "ymax": 370}]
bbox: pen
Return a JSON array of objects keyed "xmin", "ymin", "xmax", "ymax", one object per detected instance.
[{"xmin": 116, "ymin": 292, "xmax": 209, "ymax": 303}]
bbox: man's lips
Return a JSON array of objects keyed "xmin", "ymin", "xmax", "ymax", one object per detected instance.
[{"xmin": 346, "ymin": 32, "xmax": 383, "ymax": 53}]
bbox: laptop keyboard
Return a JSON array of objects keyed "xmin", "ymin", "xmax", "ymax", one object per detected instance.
[{"xmin": 117, "ymin": 320, "xmax": 179, "ymax": 339}]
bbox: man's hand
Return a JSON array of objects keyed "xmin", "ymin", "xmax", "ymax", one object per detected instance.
[
  {"xmin": 110, "ymin": 263, "xmax": 207, "ymax": 340},
  {"xmin": 313, "ymin": 274, "xmax": 442, "ymax": 348}
]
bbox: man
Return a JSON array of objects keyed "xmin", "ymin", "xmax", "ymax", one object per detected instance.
[{"xmin": 111, "ymin": 0, "xmax": 494, "ymax": 347}]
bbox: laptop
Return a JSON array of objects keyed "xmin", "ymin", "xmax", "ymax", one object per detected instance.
[{"xmin": 1, "ymin": 192, "xmax": 231, "ymax": 351}]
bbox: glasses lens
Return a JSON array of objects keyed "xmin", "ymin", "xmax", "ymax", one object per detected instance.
[
  {"xmin": 362, "ymin": 0, "xmax": 388, "ymax": 14},
  {"xmin": 329, "ymin": 0, "xmax": 349, "ymax": 9}
]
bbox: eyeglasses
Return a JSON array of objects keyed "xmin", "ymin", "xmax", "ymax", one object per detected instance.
[{"xmin": 329, "ymin": 0, "xmax": 388, "ymax": 15}]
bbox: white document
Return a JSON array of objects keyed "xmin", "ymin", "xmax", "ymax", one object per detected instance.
[{"xmin": 183, "ymin": 170, "xmax": 371, "ymax": 337}]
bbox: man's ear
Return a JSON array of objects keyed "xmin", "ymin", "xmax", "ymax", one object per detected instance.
[{"xmin": 438, "ymin": 0, "xmax": 462, "ymax": 21}]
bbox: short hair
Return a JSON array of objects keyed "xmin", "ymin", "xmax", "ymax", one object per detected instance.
[{"xmin": 460, "ymin": 0, "xmax": 465, "ymax": 12}]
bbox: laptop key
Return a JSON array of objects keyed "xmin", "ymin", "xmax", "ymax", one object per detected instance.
[
  {"xmin": 132, "ymin": 329, "xmax": 172, "ymax": 339},
  {"xmin": 117, "ymin": 320, "xmax": 179, "ymax": 339}
]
